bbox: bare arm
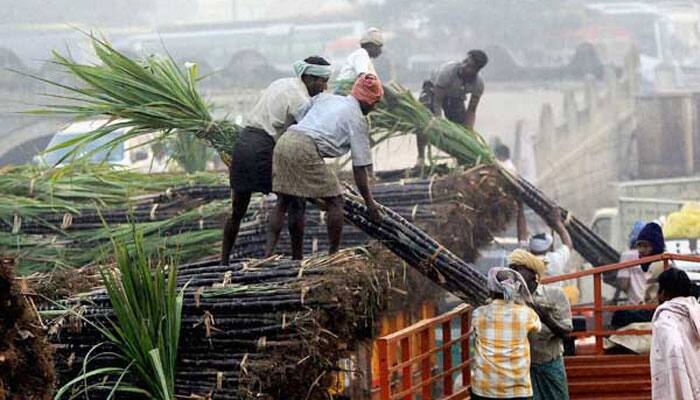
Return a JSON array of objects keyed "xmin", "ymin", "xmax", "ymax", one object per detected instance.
[
  {"xmin": 432, "ymin": 86, "xmax": 447, "ymax": 118},
  {"xmin": 465, "ymin": 94, "xmax": 481, "ymax": 129},
  {"xmin": 551, "ymin": 208, "xmax": 573, "ymax": 249},
  {"xmin": 517, "ymin": 201, "xmax": 528, "ymax": 244},
  {"xmin": 353, "ymin": 165, "xmax": 381, "ymax": 222}
]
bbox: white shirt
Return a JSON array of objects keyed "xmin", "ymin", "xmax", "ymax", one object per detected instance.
[
  {"xmin": 243, "ymin": 77, "xmax": 311, "ymax": 138},
  {"xmin": 292, "ymin": 93, "xmax": 372, "ymax": 167},
  {"xmin": 542, "ymin": 245, "xmax": 571, "ymax": 288},
  {"xmin": 617, "ymin": 249, "xmax": 647, "ymax": 305},
  {"xmin": 336, "ymin": 48, "xmax": 377, "ymax": 82}
]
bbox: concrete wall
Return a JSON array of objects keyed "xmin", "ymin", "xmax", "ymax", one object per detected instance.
[{"xmin": 534, "ymin": 51, "xmax": 639, "ymax": 222}]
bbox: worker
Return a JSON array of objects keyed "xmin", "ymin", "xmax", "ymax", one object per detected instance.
[
  {"xmin": 471, "ymin": 265, "xmax": 541, "ymax": 400},
  {"xmin": 265, "ymin": 73, "xmax": 383, "ymax": 259},
  {"xmin": 335, "ymin": 27, "xmax": 383, "ymax": 84},
  {"xmin": 416, "ymin": 50, "xmax": 488, "ymax": 166},
  {"xmin": 616, "ymin": 221, "xmax": 647, "ymax": 304},
  {"xmin": 651, "ymin": 268, "xmax": 700, "ymax": 400},
  {"xmin": 509, "ymin": 249, "xmax": 573, "ymax": 400},
  {"xmin": 635, "ymin": 222, "xmax": 668, "ymax": 304},
  {"xmin": 517, "ymin": 208, "xmax": 579, "ymax": 304},
  {"xmin": 221, "ymin": 56, "xmax": 332, "ymax": 265},
  {"xmin": 494, "ymin": 141, "xmax": 517, "ymax": 174}
]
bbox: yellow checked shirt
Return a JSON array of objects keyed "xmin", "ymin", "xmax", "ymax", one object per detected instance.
[{"xmin": 471, "ymin": 299, "xmax": 542, "ymax": 398}]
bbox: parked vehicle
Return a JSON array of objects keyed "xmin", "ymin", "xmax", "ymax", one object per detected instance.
[{"xmin": 35, "ymin": 120, "xmax": 167, "ymax": 173}]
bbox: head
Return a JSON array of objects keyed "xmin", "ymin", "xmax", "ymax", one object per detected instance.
[
  {"xmin": 507, "ymin": 249, "xmax": 546, "ymax": 294},
  {"xmin": 529, "ymin": 233, "xmax": 554, "ymax": 256},
  {"xmin": 294, "ymin": 56, "xmax": 331, "ymax": 97},
  {"xmin": 459, "ymin": 49, "xmax": 489, "ymax": 80},
  {"xmin": 351, "ymin": 73, "xmax": 384, "ymax": 115},
  {"xmin": 657, "ymin": 268, "xmax": 694, "ymax": 303},
  {"xmin": 360, "ymin": 28, "xmax": 383, "ymax": 58},
  {"xmin": 635, "ymin": 222, "xmax": 665, "ymax": 257},
  {"xmin": 628, "ymin": 221, "xmax": 646, "ymax": 250},
  {"xmin": 487, "ymin": 267, "xmax": 532, "ymax": 302},
  {"xmin": 494, "ymin": 143, "xmax": 510, "ymax": 162}
]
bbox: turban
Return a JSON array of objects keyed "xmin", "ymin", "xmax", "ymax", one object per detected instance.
[
  {"xmin": 529, "ymin": 233, "xmax": 553, "ymax": 253},
  {"xmin": 508, "ymin": 249, "xmax": 547, "ymax": 277},
  {"xmin": 292, "ymin": 60, "xmax": 332, "ymax": 79},
  {"xmin": 487, "ymin": 267, "xmax": 533, "ymax": 303},
  {"xmin": 360, "ymin": 28, "xmax": 383, "ymax": 46},
  {"xmin": 637, "ymin": 222, "xmax": 665, "ymax": 256},
  {"xmin": 351, "ymin": 73, "xmax": 384, "ymax": 105}
]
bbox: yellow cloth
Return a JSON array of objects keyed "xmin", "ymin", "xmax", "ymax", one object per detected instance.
[
  {"xmin": 664, "ymin": 202, "xmax": 700, "ymax": 239},
  {"xmin": 508, "ymin": 249, "xmax": 547, "ymax": 277},
  {"xmin": 471, "ymin": 300, "xmax": 542, "ymax": 398},
  {"xmin": 562, "ymin": 284, "xmax": 580, "ymax": 305}
]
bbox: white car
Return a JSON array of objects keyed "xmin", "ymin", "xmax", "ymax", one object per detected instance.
[{"xmin": 36, "ymin": 120, "xmax": 168, "ymax": 173}]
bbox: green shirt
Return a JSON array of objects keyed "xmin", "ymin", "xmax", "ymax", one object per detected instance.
[{"xmin": 528, "ymin": 285, "xmax": 573, "ymax": 364}]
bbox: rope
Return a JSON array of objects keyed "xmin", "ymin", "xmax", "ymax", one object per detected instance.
[{"xmin": 60, "ymin": 213, "xmax": 73, "ymax": 230}]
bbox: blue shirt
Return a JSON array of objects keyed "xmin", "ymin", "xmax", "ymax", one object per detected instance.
[{"xmin": 291, "ymin": 93, "xmax": 373, "ymax": 167}]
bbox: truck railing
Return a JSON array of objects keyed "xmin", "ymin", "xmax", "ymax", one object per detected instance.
[
  {"xmin": 541, "ymin": 252, "xmax": 700, "ymax": 354},
  {"xmin": 376, "ymin": 303, "xmax": 472, "ymax": 400}
]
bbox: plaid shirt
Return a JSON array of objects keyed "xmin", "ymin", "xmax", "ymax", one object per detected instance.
[{"xmin": 471, "ymin": 299, "xmax": 542, "ymax": 398}]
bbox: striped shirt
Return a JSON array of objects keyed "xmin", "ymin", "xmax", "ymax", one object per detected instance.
[{"xmin": 471, "ymin": 299, "xmax": 542, "ymax": 398}]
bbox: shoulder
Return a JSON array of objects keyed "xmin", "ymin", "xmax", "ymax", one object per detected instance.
[
  {"xmin": 541, "ymin": 285, "xmax": 569, "ymax": 304},
  {"xmin": 350, "ymin": 48, "xmax": 369, "ymax": 60}
]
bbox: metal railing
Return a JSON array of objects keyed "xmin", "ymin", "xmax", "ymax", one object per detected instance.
[
  {"xmin": 376, "ymin": 303, "xmax": 472, "ymax": 400},
  {"xmin": 541, "ymin": 252, "xmax": 700, "ymax": 354}
]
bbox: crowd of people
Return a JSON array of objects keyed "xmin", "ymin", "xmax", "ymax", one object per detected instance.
[
  {"xmin": 215, "ymin": 25, "xmax": 700, "ymax": 400},
  {"xmin": 470, "ymin": 218, "xmax": 700, "ymax": 400},
  {"xmin": 220, "ymin": 27, "xmax": 489, "ymax": 264}
]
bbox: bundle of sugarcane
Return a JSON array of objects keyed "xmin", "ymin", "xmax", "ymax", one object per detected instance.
[
  {"xmin": 0, "ymin": 163, "xmax": 225, "ymax": 232},
  {"xmin": 373, "ymin": 84, "xmax": 620, "ymax": 265},
  {"xmin": 42, "ymin": 248, "xmax": 424, "ymax": 399}
]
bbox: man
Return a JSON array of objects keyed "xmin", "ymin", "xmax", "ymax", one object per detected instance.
[
  {"xmin": 494, "ymin": 141, "xmax": 516, "ymax": 175},
  {"xmin": 617, "ymin": 221, "xmax": 647, "ymax": 305},
  {"xmin": 471, "ymin": 265, "xmax": 541, "ymax": 400},
  {"xmin": 416, "ymin": 50, "xmax": 489, "ymax": 166},
  {"xmin": 518, "ymin": 208, "xmax": 577, "ymax": 303},
  {"xmin": 221, "ymin": 57, "xmax": 332, "ymax": 265},
  {"xmin": 651, "ymin": 268, "xmax": 700, "ymax": 399},
  {"xmin": 335, "ymin": 28, "xmax": 383, "ymax": 84},
  {"xmin": 636, "ymin": 221, "xmax": 668, "ymax": 304},
  {"xmin": 509, "ymin": 249, "xmax": 573, "ymax": 400},
  {"xmin": 266, "ymin": 73, "xmax": 383, "ymax": 258}
]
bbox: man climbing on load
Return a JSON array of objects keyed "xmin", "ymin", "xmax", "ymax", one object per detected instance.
[
  {"xmin": 517, "ymin": 207, "xmax": 579, "ymax": 305},
  {"xmin": 509, "ymin": 249, "xmax": 573, "ymax": 400},
  {"xmin": 335, "ymin": 28, "xmax": 384, "ymax": 84},
  {"xmin": 221, "ymin": 57, "xmax": 331, "ymax": 265},
  {"xmin": 265, "ymin": 73, "xmax": 384, "ymax": 259},
  {"xmin": 416, "ymin": 50, "xmax": 488, "ymax": 167}
]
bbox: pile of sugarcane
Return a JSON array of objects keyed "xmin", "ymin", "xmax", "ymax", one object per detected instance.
[{"xmin": 42, "ymin": 248, "xmax": 430, "ymax": 399}]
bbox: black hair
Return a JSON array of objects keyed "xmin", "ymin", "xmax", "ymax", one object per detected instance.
[
  {"xmin": 468, "ymin": 49, "xmax": 489, "ymax": 69},
  {"xmin": 494, "ymin": 143, "xmax": 510, "ymax": 160},
  {"xmin": 303, "ymin": 56, "xmax": 330, "ymax": 66},
  {"xmin": 658, "ymin": 268, "xmax": 694, "ymax": 299}
]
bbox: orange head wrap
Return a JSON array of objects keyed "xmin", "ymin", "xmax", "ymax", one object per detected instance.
[{"xmin": 351, "ymin": 73, "xmax": 384, "ymax": 105}]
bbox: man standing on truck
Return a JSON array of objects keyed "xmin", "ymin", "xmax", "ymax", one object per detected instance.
[
  {"xmin": 335, "ymin": 28, "xmax": 384, "ymax": 84},
  {"xmin": 416, "ymin": 50, "xmax": 488, "ymax": 166},
  {"xmin": 509, "ymin": 249, "xmax": 573, "ymax": 400},
  {"xmin": 651, "ymin": 268, "xmax": 700, "ymax": 400},
  {"xmin": 518, "ymin": 208, "xmax": 579, "ymax": 304},
  {"xmin": 471, "ymin": 264, "xmax": 541, "ymax": 400},
  {"xmin": 221, "ymin": 57, "xmax": 332, "ymax": 265}
]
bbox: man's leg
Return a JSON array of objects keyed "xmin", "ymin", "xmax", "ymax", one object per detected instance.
[
  {"xmin": 416, "ymin": 133, "xmax": 427, "ymax": 165},
  {"xmin": 287, "ymin": 196, "xmax": 307, "ymax": 260},
  {"xmin": 324, "ymin": 196, "xmax": 344, "ymax": 254},
  {"xmin": 221, "ymin": 191, "xmax": 252, "ymax": 265},
  {"xmin": 265, "ymin": 194, "xmax": 292, "ymax": 257}
]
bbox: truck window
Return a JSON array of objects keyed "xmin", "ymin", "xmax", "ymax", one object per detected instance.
[{"xmin": 592, "ymin": 218, "xmax": 612, "ymax": 243}]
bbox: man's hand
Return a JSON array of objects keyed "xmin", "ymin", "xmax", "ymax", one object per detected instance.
[{"xmin": 367, "ymin": 201, "xmax": 383, "ymax": 223}]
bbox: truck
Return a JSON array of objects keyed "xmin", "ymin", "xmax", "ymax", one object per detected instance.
[{"xmin": 590, "ymin": 175, "xmax": 700, "ymax": 280}]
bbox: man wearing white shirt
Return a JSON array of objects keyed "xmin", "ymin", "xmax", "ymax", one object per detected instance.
[{"xmin": 335, "ymin": 28, "xmax": 383, "ymax": 83}]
